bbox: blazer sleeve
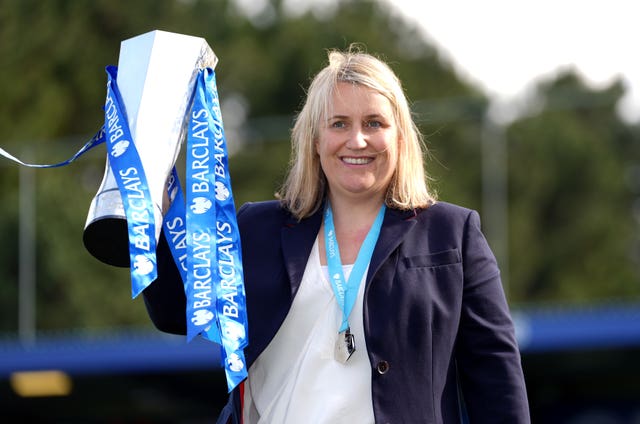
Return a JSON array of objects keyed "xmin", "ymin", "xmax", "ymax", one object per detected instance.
[
  {"xmin": 141, "ymin": 230, "xmax": 187, "ymax": 335},
  {"xmin": 455, "ymin": 210, "xmax": 530, "ymax": 423}
]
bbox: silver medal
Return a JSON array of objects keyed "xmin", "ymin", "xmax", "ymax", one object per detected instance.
[{"xmin": 334, "ymin": 328, "xmax": 356, "ymax": 363}]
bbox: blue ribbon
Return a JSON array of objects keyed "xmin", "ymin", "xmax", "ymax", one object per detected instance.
[
  {"xmin": 173, "ymin": 68, "xmax": 248, "ymax": 391},
  {"xmin": 207, "ymin": 69, "xmax": 249, "ymax": 392},
  {"xmin": 0, "ymin": 128, "xmax": 105, "ymax": 168},
  {"xmin": 0, "ymin": 68, "xmax": 159, "ymax": 299},
  {"xmin": 0, "ymin": 64, "xmax": 249, "ymax": 393},
  {"xmin": 163, "ymin": 167, "xmax": 188, "ymax": 283},
  {"xmin": 103, "ymin": 66, "xmax": 158, "ymax": 298}
]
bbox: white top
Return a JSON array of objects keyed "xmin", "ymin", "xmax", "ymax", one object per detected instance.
[{"xmin": 242, "ymin": 238, "xmax": 375, "ymax": 424}]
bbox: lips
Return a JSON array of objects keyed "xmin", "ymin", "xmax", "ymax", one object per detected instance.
[{"xmin": 342, "ymin": 156, "xmax": 373, "ymax": 165}]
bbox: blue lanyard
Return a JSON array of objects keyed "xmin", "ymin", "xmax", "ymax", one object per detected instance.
[{"xmin": 324, "ymin": 202, "xmax": 386, "ymax": 332}]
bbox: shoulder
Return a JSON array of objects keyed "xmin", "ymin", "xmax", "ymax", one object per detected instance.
[
  {"xmin": 382, "ymin": 202, "xmax": 475, "ymax": 251},
  {"xmin": 236, "ymin": 200, "xmax": 299, "ymax": 237},
  {"xmin": 237, "ymin": 200, "xmax": 291, "ymax": 222},
  {"xmin": 414, "ymin": 201, "xmax": 478, "ymax": 229},
  {"xmin": 399, "ymin": 201, "xmax": 486, "ymax": 250},
  {"xmin": 422, "ymin": 201, "xmax": 473, "ymax": 218},
  {"xmin": 235, "ymin": 201, "xmax": 285, "ymax": 251}
]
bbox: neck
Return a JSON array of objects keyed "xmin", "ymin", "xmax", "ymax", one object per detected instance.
[
  {"xmin": 319, "ymin": 193, "xmax": 385, "ymax": 265},
  {"xmin": 327, "ymin": 192, "xmax": 385, "ymax": 229}
]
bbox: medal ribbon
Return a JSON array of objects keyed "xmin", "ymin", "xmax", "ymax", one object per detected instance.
[{"xmin": 324, "ymin": 202, "xmax": 386, "ymax": 332}]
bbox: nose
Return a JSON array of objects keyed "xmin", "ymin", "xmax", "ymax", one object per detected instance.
[{"xmin": 346, "ymin": 126, "xmax": 367, "ymax": 149}]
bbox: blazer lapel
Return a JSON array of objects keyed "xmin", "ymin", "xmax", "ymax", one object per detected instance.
[
  {"xmin": 280, "ymin": 206, "xmax": 417, "ymax": 297},
  {"xmin": 280, "ymin": 209, "xmax": 323, "ymax": 299},
  {"xmin": 368, "ymin": 208, "xmax": 417, "ymax": 283},
  {"xmin": 281, "ymin": 208, "xmax": 416, "ymax": 292}
]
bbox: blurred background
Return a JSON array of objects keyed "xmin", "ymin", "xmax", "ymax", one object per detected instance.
[{"xmin": 1, "ymin": 0, "xmax": 639, "ymax": 422}]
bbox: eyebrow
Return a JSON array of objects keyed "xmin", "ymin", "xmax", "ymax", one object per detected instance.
[
  {"xmin": 327, "ymin": 114, "xmax": 349, "ymax": 121},
  {"xmin": 327, "ymin": 113, "xmax": 388, "ymax": 121}
]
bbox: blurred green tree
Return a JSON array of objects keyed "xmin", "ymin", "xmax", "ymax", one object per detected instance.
[
  {"xmin": 506, "ymin": 72, "xmax": 640, "ymax": 304},
  {"xmin": 0, "ymin": 0, "xmax": 638, "ymax": 336},
  {"xmin": 0, "ymin": 0, "xmax": 479, "ymax": 333}
]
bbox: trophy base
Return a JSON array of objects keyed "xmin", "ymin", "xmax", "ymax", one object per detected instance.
[{"xmin": 83, "ymin": 216, "xmax": 130, "ymax": 267}]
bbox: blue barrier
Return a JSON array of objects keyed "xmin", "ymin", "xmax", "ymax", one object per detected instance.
[
  {"xmin": 514, "ymin": 302, "xmax": 640, "ymax": 353},
  {"xmin": 2, "ymin": 302, "xmax": 640, "ymax": 376}
]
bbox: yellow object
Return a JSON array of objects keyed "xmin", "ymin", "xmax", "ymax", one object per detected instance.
[{"xmin": 10, "ymin": 370, "xmax": 72, "ymax": 397}]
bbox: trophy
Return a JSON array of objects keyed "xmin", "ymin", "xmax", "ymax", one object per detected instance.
[{"xmin": 83, "ymin": 30, "xmax": 218, "ymax": 267}]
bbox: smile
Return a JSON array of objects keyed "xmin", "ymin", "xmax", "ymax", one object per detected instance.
[{"xmin": 342, "ymin": 156, "xmax": 373, "ymax": 165}]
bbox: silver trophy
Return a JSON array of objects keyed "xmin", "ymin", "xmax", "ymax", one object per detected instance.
[{"xmin": 83, "ymin": 30, "xmax": 218, "ymax": 266}]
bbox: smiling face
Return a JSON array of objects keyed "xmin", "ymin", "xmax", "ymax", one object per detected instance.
[{"xmin": 316, "ymin": 82, "xmax": 399, "ymax": 205}]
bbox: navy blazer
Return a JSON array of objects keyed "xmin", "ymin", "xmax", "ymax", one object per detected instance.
[{"xmin": 143, "ymin": 200, "xmax": 530, "ymax": 423}]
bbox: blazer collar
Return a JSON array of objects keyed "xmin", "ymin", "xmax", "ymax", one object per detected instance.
[
  {"xmin": 281, "ymin": 208, "xmax": 323, "ymax": 298},
  {"xmin": 369, "ymin": 207, "xmax": 417, "ymax": 283},
  {"xmin": 281, "ymin": 206, "xmax": 418, "ymax": 297}
]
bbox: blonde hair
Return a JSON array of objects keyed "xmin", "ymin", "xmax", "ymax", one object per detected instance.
[{"xmin": 278, "ymin": 45, "xmax": 436, "ymax": 219}]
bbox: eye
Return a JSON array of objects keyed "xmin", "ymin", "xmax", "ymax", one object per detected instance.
[
  {"xmin": 330, "ymin": 120, "xmax": 347, "ymax": 129},
  {"xmin": 365, "ymin": 120, "xmax": 383, "ymax": 129}
]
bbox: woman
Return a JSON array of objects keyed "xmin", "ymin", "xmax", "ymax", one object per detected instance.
[{"xmin": 144, "ymin": 47, "xmax": 530, "ymax": 423}]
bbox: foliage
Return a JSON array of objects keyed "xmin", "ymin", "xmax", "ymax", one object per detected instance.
[
  {"xmin": 0, "ymin": 0, "xmax": 638, "ymax": 335},
  {"xmin": 507, "ymin": 72, "xmax": 640, "ymax": 304}
]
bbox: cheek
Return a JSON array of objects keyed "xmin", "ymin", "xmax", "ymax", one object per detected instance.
[
  {"xmin": 315, "ymin": 139, "xmax": 329, "ymax": 170},
  {"xmin": 315, "ymin": 134, "xmax": 328, "ymax": 155},
  {"xmin": 383, "ymin": 138, "xmax": 399, "ymax": 161},
  {"xmin": 384, "ymin": 142, "xmax": 400, "ymax": 175},
  {"xmin": 315, "ymin": 136, "xmax": 335, "ymax": 158}
]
